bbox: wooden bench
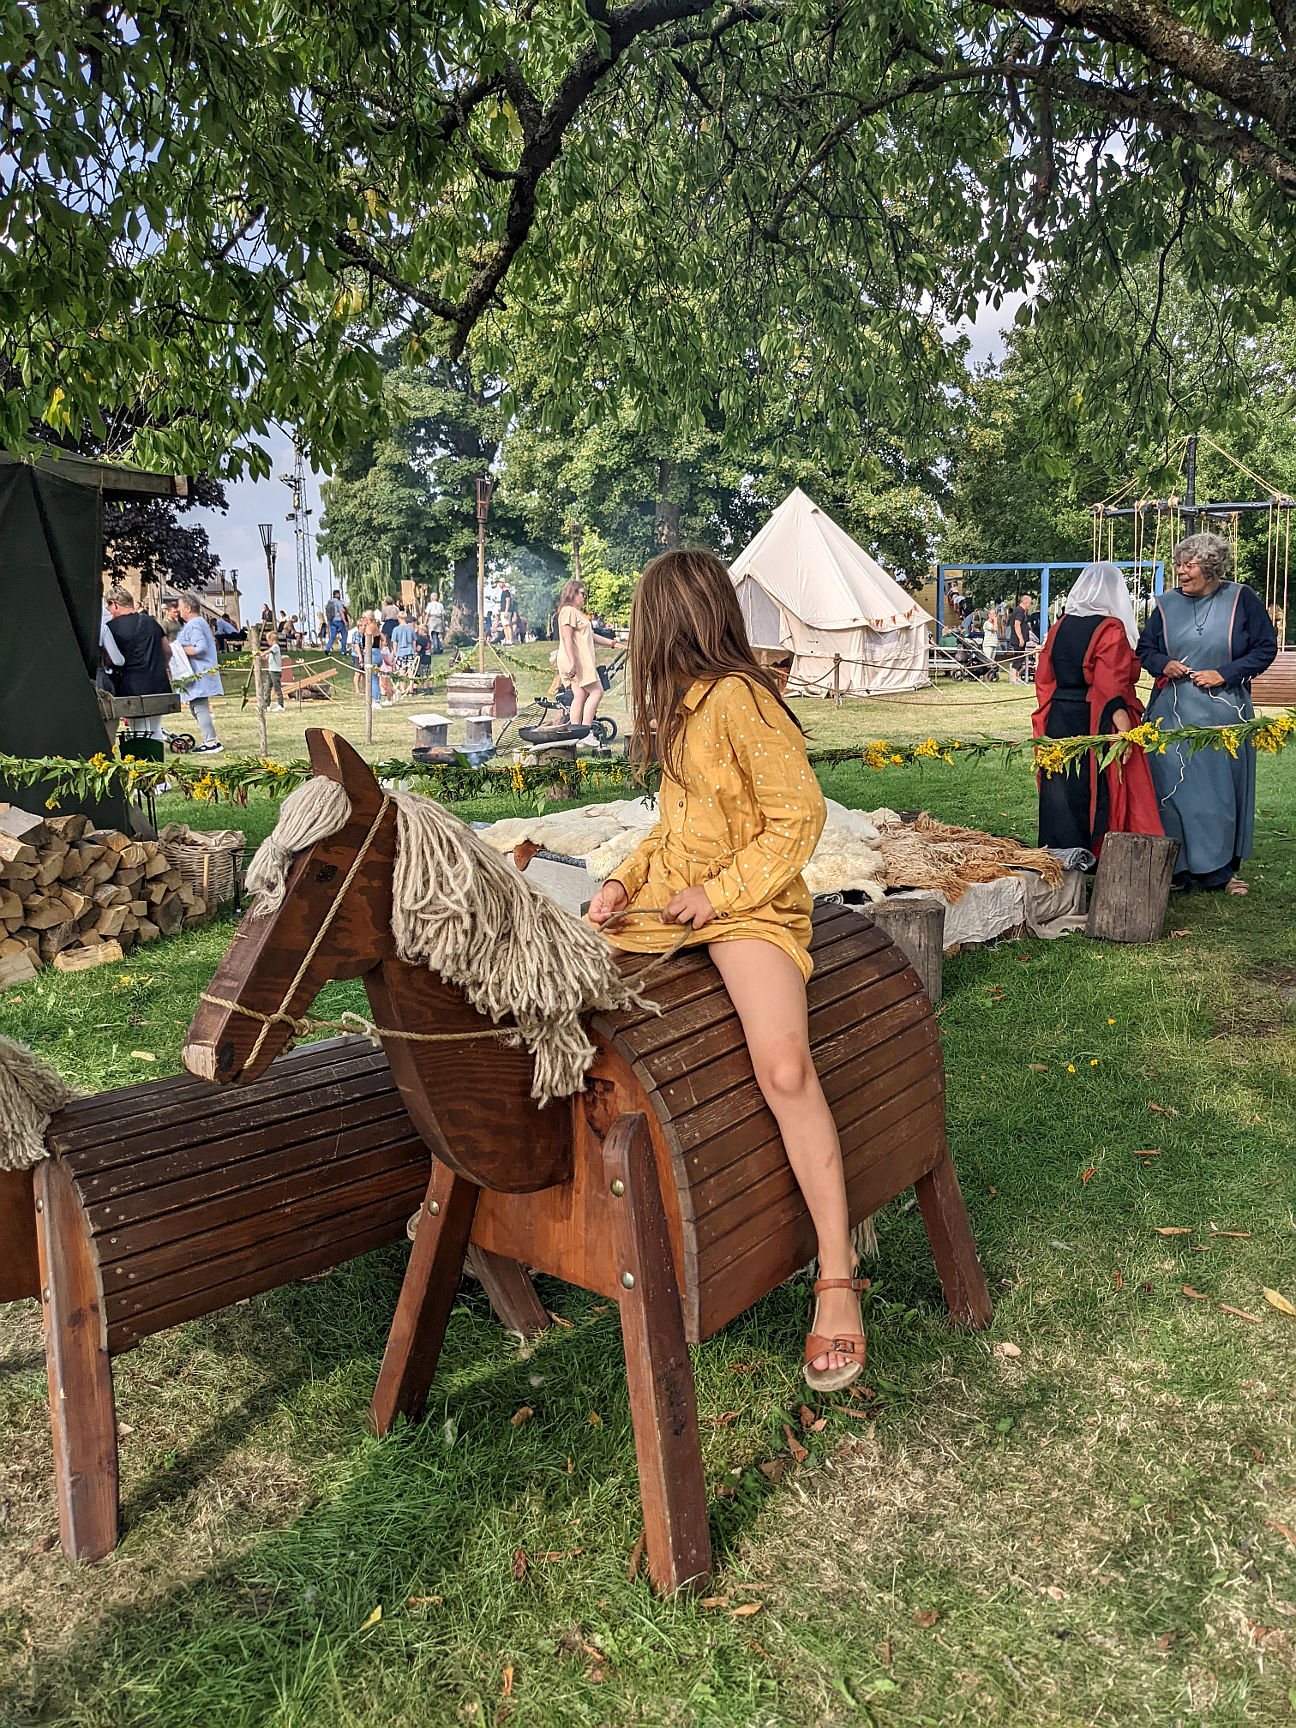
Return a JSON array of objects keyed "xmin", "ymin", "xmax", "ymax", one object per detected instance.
[
  {"xmin": 1, "ymin": 1037, "xmax": 543, "ymax": 1562},
  {"xmin": 284, "ymin": 659, "xmax": 339, "ymax": 702},
  {"xmin": 1252, "ymin": 648, "xmax": 1296, "ymax": 708}
]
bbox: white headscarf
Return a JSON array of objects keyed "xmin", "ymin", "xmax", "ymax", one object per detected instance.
[{"xmin": 1063, "ymin": 561, "xmax": 1138, "ymax": 649}]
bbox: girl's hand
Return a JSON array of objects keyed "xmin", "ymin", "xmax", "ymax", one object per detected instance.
[
  {"xmin": 1162, "ymin": 658, "xmax": 1191, "ymax": 679},
  {"xmin": 663, "ymin": 885, "xmax": 717, "ymax": 930},
  {"xmin": 1190, "ymin": 667, "xmax": 1225, "ymax": 690},
  {"xmin": 587, "ymin": 880, "xmax": 629, "ymax": 925}
]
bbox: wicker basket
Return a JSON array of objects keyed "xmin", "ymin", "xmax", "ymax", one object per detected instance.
[{"xmin": 158, "ymin": 825, "xmax": 245, "ymax": 910}]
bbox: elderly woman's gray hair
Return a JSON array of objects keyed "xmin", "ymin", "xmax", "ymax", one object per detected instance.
[{"xmin": 1172, "ymin": 531, "xmax": 1233, "ymax": 585}]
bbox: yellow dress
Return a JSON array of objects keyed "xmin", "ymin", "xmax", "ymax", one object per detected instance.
[
  {"xmin": 557, "ymin": 604, "xmax": 599, "ymax": 688},
  {"xmin": 604, "ymin": 675, "xmax": 827, "ymax": 980}
]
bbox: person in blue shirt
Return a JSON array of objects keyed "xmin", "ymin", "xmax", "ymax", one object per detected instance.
[
  {"xmin": 176, "ymin": 597, "xmax": 224, "ymax": 752},
  {"xmin": 1137, "ymin": 532, "xmax": 1278, "ymax": 894},
  {"xmin": 325, "ymin": 590, "xmax": 349, "ymax": 653}
]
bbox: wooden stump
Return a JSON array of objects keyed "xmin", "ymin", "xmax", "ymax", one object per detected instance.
[
  {"xmin": 1085, "ymin": 832, "xmax": 1180, "ymax": 944},
  {"xmin": 863, "ymin": 895, "xmax": 945, "ymax": 1003}
]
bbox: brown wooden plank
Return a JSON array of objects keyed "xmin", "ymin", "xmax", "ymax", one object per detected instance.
[
  {"xmin": 0, "ymin": 1166, "xmax": 39, "ymax": 1301},
  {"xmin": 611, "ymin": 919, "xmax": 891, "ymax": 1060},
  {"xmin": 694, "ymin": 1130, "xmax": 947, "ymax": 1341},
  {"xmin": 664, "ymin": 990, "xmax": 932, "ymax": 1155},
  {"xmin": 636, "ymin": 945, "xmax": 909, "ymax": 1088},
  {"xmin": 69, "ymin": 1074, "xmax": 408, "ymax": 1201},
  {"xmin": 35, "ymin": 1158, "xmax": 120, "ymax": 1561},
  {"xmin": 691, "ymin": 1069, "xmax": 945, "ymax": 1257},
  {"xmin": 603, "ymin": 1113, "xmax": 711, "ymax": 1594},
  {"xmin": 914, "ymin": 1151, "xmax": 993, "ymax": 1328},
  {"xmin": 95, "ymin": 1139, "xmax": 428, "ymax": 1264},
  {"xmin": 105, "ymin": 1203, "xmax": 415, "ymax": 1353},
  {"xmin": 465, "ymin": 1246, "xmax": 550, "ymax": 1341},
  {"xmin": 371, "ymin": 1162, "xmax": 477, "ymax": 1433},
  {"xmin": 79, "ymin": 1103, "xmax": 422, "ymax": 1222},
  {"xmin": 102, "ymin": 1188, "xmax": 419, "ymax": 1340},
  {"xmin": 686, "ymin": 1035, "xmax": 942, "ymax": 1216},
  {"xmin": 47, "ymin": 1037, "xmax": 378, "ymax": 1138}
]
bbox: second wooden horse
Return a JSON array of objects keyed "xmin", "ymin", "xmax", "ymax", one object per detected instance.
[{"xmin": 184, "ymin": 730, "xmax": 992, "ymax": 1593}]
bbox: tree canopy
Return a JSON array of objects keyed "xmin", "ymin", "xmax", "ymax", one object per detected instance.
[{"xmin": 7, "ymin": 3, "xmax": 1296, "ymax": 477}]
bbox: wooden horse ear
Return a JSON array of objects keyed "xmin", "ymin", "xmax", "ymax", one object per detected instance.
[{"xmin": 305, "ymin": 729, "xmax": 384, "ymax": 818}]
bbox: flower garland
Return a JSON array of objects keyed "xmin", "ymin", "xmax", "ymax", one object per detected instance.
[{"xmin": 1, "ymin": 711, "xmax": 1291, "ymax": 810}]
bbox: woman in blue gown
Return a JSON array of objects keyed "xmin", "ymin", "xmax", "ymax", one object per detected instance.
[{"xmin": 1137, "ymin": 532, "xmax": 1278, "ymax": 895}]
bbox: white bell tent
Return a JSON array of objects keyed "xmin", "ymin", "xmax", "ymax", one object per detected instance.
[{"xmin": 729, "ymin": 487, "xmax": 932, "ymax": 696}]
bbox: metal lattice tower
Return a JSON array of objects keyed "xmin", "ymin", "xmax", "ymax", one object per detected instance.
[{"xmin": 279, "ymin": 447, "xmax": 318, "ymax": 624}]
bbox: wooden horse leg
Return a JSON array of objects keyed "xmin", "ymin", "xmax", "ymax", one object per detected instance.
[
  {"xmin": 465, "ymin": 1246, "xmax": 550, "ymax": 1341},
  {"xmin": 34, "ymin": 1158, "xmax": 119, "ymax": 1562},
  {"xmin": 914, "ymin": 1147, "xmax": 993, "ymax": 1329},
  {"xmin": 372, "ymin": 1161, "xmax": 478, "ymax": 1435},
  {"xmin": 603, "ymin": 1113, "xmax": 711, "ymax": 1596}
]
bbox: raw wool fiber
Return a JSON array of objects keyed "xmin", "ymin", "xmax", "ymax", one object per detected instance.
[
  {"xmin": 483, "ymin": 797, "xmax": 660, "ymax": 866},
  {"xmin": 872, "ymin": 811, "xmax": 1064, "ymax": 905},
  {"xmin": 245, "ymin": 778, "xmax": 654, "ymax": 1105},
  {"xmin": 0, "ymin": 1034, "xmax": 77, "ymax": 1171}
]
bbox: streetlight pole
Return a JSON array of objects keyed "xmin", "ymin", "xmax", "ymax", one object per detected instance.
[
  {"xmin": 258, "ymin": 522, "xmax": 277, "ymax": 619},
  {"xmin": 476, "ymin": 476, "xmax": 495, "ymax": 674}
]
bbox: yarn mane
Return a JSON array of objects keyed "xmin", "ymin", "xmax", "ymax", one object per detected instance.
[{"xmin": 244, "ymin": 778, "xmax": 654, "ymax": 1104}]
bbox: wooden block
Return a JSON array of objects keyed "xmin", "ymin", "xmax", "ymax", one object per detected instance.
[
  {"xmin": 46, "ymin": 813, "xmax": 91, "ymax": 842},
  {"xmin": 159, "ymin": 867, "xmax": 182, "ymax": 889},
  {"xmin": 72, "ymin": 841, "xmax": 106, "ymax": 870},
  {"xmin": 95, "ymin": 905, "xmax": 128, "ymax": 939},
  {"xmin": 0, "ymin": 936, "xmax": 26, "ymax": 958},
  {"xmin": 92, "ymin": 884, "xmax": 132, "ymax": 909},
  {"xmin": 33, "ymin": 847, "xmax": 69, "ymax": 887},
  {"xmin": 1085, "ymin": 833, "xmax": 1180, "ymax": 944},
  {"xmin": 177, "ymin": 883, "xmax": 195, "ymax": 906},
  {"xmin": 141, "ymin": 840, "xmax": 159, "ymax": 860},
  {"xmin": 59, "ymin": 849, "xmax": 86, "ymax": 881},
  {"xmin": 154, "ymin": 896, "xmax": 184, "ymax": 935},
  {"xmin": 22, "ymin": 897, "xmax": 75, "ymax": 930},
  {"xmin": 85, "ymin": 858, "xmax": 117, "ymax": 886},
  {"xmin": 0, "ymin": 807, "xmax": 49, "ymax": 846},
  {"xmin": 0, "ymin": 834, "xmax": 38, "ymax": 867},
  {"xmin": 146, "ymin": 882, "xmax": 167, "ymax": 905},
  {"xmin": 130, "ymin": 899, "xmax": 148, "ymax": 916},
  {"xmin": 57, "ymin": 887, "xmax": 93, "ymax": 919},
  {"xmin": 12, "ymin": 926, "xmax": 40, "ymax": 956},
  {"xmin": 143, "ymin": 852, "xmax": 169, "ymax": 879},
  {"xmin": 135, "ymin": 918, "xmax": 160, "ymax": 943},
  {"xmin": 93, "ymin": 830, "xmax": 133, "ymax": 855},
  {"xmin": 52, "ymin": 940, "xmax": 123, "ymax": 973},
  {"xmin": 117, "ymin": 842, "xmax": 148, "ymax": 868},
  {"xmin": 114, "ymin": 865, "xmax": 145, "ymax": 888},
  {"xmin": 0, "ymin": 949, "xmax": 38, "ymax": 989},
  {"xmin": 0, "ymin": 888, "xmax": 22, "ymax": 922},
  {"xmin": 2, "ymin": 861, "xmax": 38, "ymax": 883},
  {"xmin": 862, "ymin": 896, "xmax": 945, "ymax": 1004},
  {"xmin": 39, "ymin": 923, "xmax": 78, "ymax": 961}
]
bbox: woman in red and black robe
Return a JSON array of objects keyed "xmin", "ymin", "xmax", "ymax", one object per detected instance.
[{"xmin": 1033, "ymin": 562, "xmax": 1163, "ymax": 855}]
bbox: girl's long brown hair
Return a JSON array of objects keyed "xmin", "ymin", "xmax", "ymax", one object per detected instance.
[{"xmin": 627, "ymin": 547, "xmax": 800, "ymax": 779}]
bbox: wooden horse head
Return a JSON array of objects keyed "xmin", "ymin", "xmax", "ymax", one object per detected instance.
[
  {"xmin": 183, "ymin": 731, "xmax": 397, "ymax": 1086},
  {"xmin": 183, "ymin": 728, "xmax": 573, "ymax": 1194}
]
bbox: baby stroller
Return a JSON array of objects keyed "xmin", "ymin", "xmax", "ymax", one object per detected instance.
[
  {"xmin": 513, "ymin": 649, "xmax": 627, "ymax": 749},
  {"xmin": 950, "ymin": 629, "xmax": 1001, "ymax": 683}
]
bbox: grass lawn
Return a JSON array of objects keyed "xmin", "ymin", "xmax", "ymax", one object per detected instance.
[{"xmin": 1, "ymin": 682, "xmax": 1294, "ymax": 1727}]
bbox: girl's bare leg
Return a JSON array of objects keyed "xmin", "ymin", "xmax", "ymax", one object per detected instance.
[
  {"xmin": 708, "ymin": 939, "xmax": 860, "ymax": 1373},
  {"xmin": 569, "ymin": 682, "xmax": 600, "ymax": 726}
]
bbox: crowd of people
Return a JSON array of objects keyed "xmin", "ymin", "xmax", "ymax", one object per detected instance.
[{"xmin": 1032, "ymin": 534, "xmax": 1278, "ymax": 895}]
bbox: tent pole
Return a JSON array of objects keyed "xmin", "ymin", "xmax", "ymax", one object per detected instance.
[{"xmin": 832, "ymin": 654, "xmax": 842, "ymax": 709}]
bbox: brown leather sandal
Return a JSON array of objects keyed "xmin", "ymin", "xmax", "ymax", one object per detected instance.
[{"xmin": 803, "ymin": 1275, "xmax": 869, "ymax": 1393}]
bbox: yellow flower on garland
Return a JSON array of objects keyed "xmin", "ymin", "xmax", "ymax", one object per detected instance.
[
  {"xmin": 1123, "ymin": 719, "xmax": 1166, "ymax": 754},
  {"xmin": 1034, "ymin": 742, "xmax": 1067, "ymax": 777},
  {"xmin": 861, "ymin": 740, "xmax": 892, "ymax": 771},
  {"xmin": 1220, "ymin": 728, "xmax": 1240, "ymax": 759},
  {"xmin": 913, "ymin": 737, "xmax": 943, "ymax": 760},
  {"xmin": 191, "ymin": 773, "xmax": 219, "ymax": 803}
]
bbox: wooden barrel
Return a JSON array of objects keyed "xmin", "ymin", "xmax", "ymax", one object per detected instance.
[
  {"xmin": 44, "ymin": 1038, "xmax": 429, "ymax": 1354},
  {"xmin": 470, "ymin": 905, "xmax": 947, "ymax": 1343}
]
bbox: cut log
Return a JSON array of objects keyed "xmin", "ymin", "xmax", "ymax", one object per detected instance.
[
  {"xmin": 159, "ymin": 867, "xmax": 182, "ymax": 889},
  {"xmin": 0, "ymin": 834, "xmax": 38, "ymax": 867},
  {"xmin": 39, "ymin": 922, "xmax": 79, "ymax": 961},
  {"xmin": 95, "ymin": 905, "xmax": 128, "ymax": 939},
  {"xmin": 22, "ymin": 897, "xmax": 75, "ymax": 930},
  {"xmin": 33, "ymin": 847, "xmax": 70, "ymax": 887},
  {"xmin": 116, "ymin": 842, "xmax": 148, "ymax": 868},
  {"xmin": 1085, "ymin": 833, "xmax": 1180, "ymax": 944},
  {"xmin": 84, "ymin": 858, "xmax": 117, "ymax": 887},
  {"xmin": 143, "ymin": 852, "xmax": 169, "ymax": 879},
  {"xmin": 135, "ymin": 918, "xmax": 160, "ymax": 943},
  {"xmin": 129, "ymin": 899, "xmax": 148, "ymax": 916},
  {"xmin": 0, "ymin": 950, "xmax": 39, "ymax": 990},
  {"xmin": 57, "ymin": 888, "xmax": 93, "ymax": 919},
  {"xmin": 46, "ymin": 814, "xmax": 91, "ymax": 843},
  {"xmin": 113, "ymin": 865, "xmax": 145, "ymax": 889},
  {"xmin": 862, "ymin": 895, "xmax": 946, "ymax": 1004},
  {"xmin": 92, "ymin": 884, "xmax": 133, "ymax": 909},
  {"xmin": 93, "ymin": 830, "xmax": 133, "ymax": 855},
  {"xmin": 146, "ymin": 882, "xmax": 167, "ymax": 905},
  {"xmin": 0, "ymin": 888, "xmax": 22, "ymax": 923},
  {"xmin": 0, "ymin": 936, "xmax": 27, "ymax": 958},
  {"xmin": 0, "ymin": 807, "xmax": 49, "ymax": 846},
  {"xmin": 53, "ymin": 940, "xmax": 124, "ymax": 974},
  {"xmin": 153, "ymin": 896, "xmax": 185, "ymax": 936}
]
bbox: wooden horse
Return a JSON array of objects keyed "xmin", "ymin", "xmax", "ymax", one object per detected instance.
[{"xmin": 184, "ymin": 729, "xmax": 992, "ymax": 1593}]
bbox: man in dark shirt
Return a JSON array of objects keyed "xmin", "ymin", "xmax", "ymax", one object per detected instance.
[
  {"xmin": 1007, "ymin": 592, "xmax": 1035, "ymax": 683},
  {"xmin": 106, "ymin": 587, "xmax": 171, "ymax": 741}
]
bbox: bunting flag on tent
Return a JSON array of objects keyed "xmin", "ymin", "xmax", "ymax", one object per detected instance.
[{"xmin": 729, "ymin": 487, "xmax": 932, "ymax": 696}]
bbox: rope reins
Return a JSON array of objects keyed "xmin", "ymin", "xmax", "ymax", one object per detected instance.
[{"xmin": 200, "ymin": 806, "xmax": 695, "ymax": 1062}]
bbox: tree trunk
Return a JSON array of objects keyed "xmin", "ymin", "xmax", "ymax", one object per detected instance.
[
  {"xmin": 450, "ymin": 551, "xmax": 478, "ymax": 645},
  {"xmin": 654, "ymin": 461, "xmax": 679, "ymax": 550}
]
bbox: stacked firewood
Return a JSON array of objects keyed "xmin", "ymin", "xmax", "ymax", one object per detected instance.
[{"xmin": 0, "ymin": 806, "xmax": 216, "ymax": 986}]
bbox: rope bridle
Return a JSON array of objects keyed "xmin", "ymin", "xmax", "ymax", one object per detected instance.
[{"xmin": 199, "ymin": 795, "xmax": 693, "ymax": 1067}]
